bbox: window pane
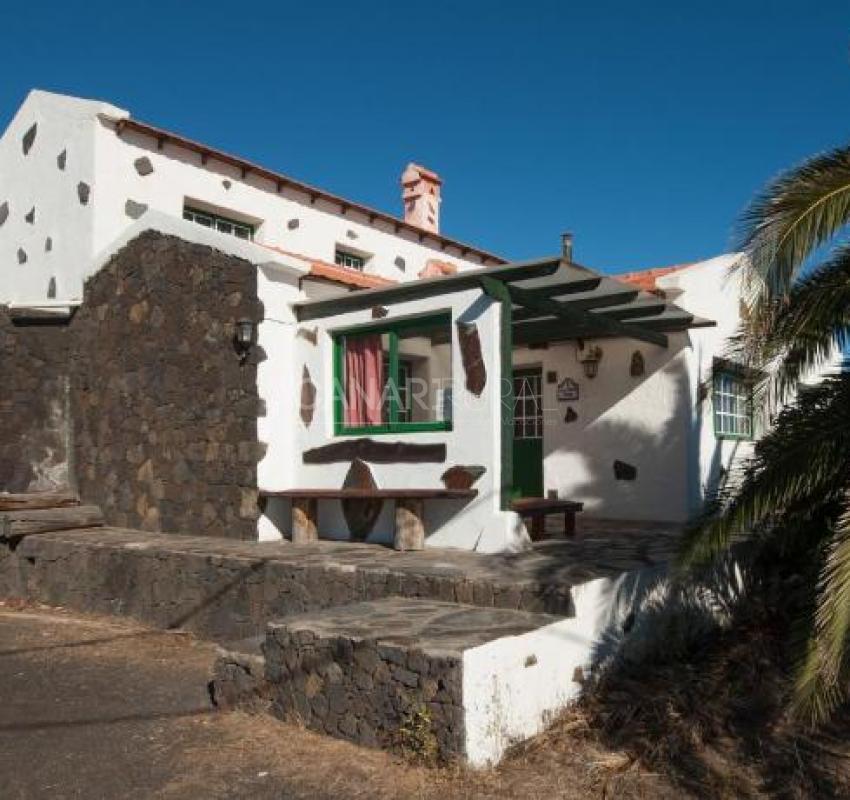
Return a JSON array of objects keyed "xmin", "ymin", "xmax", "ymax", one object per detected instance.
[
  {"xmin": 396, "ymin": 319, "xmax": 452, "ymax": 424},
  {"xmin": 342, "ymin": 333, "xmax": 390, "ymax": 427}
]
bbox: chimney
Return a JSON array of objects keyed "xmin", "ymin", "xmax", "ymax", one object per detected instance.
[
  {"xmin": 401, "ymin": 163, "xmax": 442, "ymax": 234},
  {"xmin": 561, "ymin": 232, "xmax": 574, "ymax": 262}
]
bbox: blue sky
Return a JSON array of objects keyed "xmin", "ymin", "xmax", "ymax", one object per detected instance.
[{"xmin": 2, "ymin": 1, "xmax": 849, "ymax": 271}]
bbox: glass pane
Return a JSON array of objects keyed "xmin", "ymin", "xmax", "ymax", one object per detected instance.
[
  {"xmin": 397, "ymin": 319, "xmax": 452, "ymax": 424},
  {"xmin": 342, "ymin": 333, "xmax": 391, "ymax": 428}
]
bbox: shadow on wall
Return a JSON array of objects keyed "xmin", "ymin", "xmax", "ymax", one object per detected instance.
[{"xmin": 542, "ymin": 349, "xmax": 724, "ymax": 523}]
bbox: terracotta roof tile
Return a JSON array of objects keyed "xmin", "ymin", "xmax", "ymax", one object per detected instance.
[{"xmin": 260, "ymin": 244, "xmax": 396, "ymax": 289}]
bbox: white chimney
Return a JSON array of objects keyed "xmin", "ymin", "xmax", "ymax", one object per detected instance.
[{"xmin": 401, "ymin": 163, "xmax": 442, "ymax": 233}]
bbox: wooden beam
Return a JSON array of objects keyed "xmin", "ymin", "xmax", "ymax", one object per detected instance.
[
  {"xmin": 510, "ymin": 276, "xmax": 601, "ymax": 300},
  {"xmin": 512, "ymin": 288, "xmax": 641, "ymax": 321},
  {"xmin": 0, "ymin": 505, "xmax": 103, "ymax": 540},
  {"xmin": 507, "ymin": 284, "xmax": 668, "ymax": 348},
  {"xmin": 0, "ymin": 491, "xmax": 79, "ymax": 512},
  {"xmin": 595, "ymin": 300, "xmax": 667, "ymax": 320},
  {"xmin": 296, "ymin": 257, "xmax": 560, "ymax": 321}
]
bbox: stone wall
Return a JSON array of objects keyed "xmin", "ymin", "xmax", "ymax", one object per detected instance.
[
  {"xmin": 264, "ymin": 617, "xmax": 465, "ymax": 759},
  {"xmin": 70, "ymin": 231, "xmax": 264, "ymax": 539},
  {"xmin": 0, "ymin": 308, "xmax": 70, "ymax": 492}
]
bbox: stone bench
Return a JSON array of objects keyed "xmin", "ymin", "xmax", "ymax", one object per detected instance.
[{"xmin": 262, "ymin": 488, "xmax": 477, "ymax": 551}]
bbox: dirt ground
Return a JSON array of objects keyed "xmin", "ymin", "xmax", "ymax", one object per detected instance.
[{"xmin": 0, "ymin": 602, "xmax": 681, "ymax": 800}]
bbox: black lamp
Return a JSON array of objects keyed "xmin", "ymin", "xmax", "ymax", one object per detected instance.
[
  {"xmin": 579, "ymin": 345, "xmax": 602, "ymax": 379},
  {"xmin": 234, "ymin": 318, "xmax": 255, "ymax": 359}
]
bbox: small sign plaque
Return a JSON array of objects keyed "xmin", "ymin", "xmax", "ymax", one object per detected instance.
[{"xmin": 556, "ymin": 377, "xmax": 579, "ymax": 402}]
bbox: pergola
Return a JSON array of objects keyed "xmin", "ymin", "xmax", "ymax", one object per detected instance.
[{"xmin": 293, "ymin": 256, "xmax": 714, "ymax": 509}]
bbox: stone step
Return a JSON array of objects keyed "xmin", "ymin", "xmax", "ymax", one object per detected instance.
[
  {"xmin": 0, "ymin": 490, "xmax": 80, "ymax": 512},
  {"xmin": 262, "ymin": 597, "xmax": 584, "ymax": 766},
  {"xmin": 209, "ymin": 635, "xmax": 268, "ymax": 711},
  {"xmin": 0, "ymin": 504, "xmax": 103, "ymax": 541}
]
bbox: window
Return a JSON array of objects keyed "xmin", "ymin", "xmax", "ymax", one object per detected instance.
[
  {"xmin": 335, "ymin": 248, "xmax": 366, "ymax": 270},
  {"xmin": 183, "ymin": 206, "xmax": 254, "ymax": 241},
  {"xmin": 334, "ymin": 314, "xmax": 452, "ymax": 434},
  {"xmin": 713, "ymin": 371, "xmax": 753, "ymax": 439}
]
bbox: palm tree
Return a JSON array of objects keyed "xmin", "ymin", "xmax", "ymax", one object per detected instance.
[{"xmin": 678, "ymin": 147, "xmax": 850, "ymax": 725}]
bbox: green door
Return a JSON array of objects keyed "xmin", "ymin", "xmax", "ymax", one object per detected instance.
[{"xmin": 512, "ymin": 368, "xmax": 544, "ymax": 499}]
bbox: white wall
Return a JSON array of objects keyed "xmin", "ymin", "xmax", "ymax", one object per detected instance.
[
  {"xmin": 513, "ymin": 254, "xmax": 749, "ymax": 523},
  {"xmin": 462, "ymin": 575, "xmax": 616, "ymax": 766},
  {"xmin": 0, "ymin": 90, "xmax": 127, "ymax": 303},
  {"xmin": 1, "ymin": 90, "xmax": 495, "ymax": 305},
  {"xmin": 259, "ymin": 287, "xmax": 527, "ymax": 553}
]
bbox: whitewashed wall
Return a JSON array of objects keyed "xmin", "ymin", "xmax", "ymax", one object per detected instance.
[
  {"xmin": 259, "ymin": 288, "xmax": 527, "ymax": 553},
  {"xmin": 0, "ymin": 91, "xmax": 127, "ymax": 303},
  {"xmin": 514, "ymin": 255, "xmax": 748, "ymax": 523}
]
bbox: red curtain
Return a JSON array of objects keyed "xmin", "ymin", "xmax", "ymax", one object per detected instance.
[{"xmin": 344, "ymin": 335, "xmax": 385, "ymax": 426}]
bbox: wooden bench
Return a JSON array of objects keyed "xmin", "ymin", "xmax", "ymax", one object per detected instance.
[
  {"xmin": 510, "ymin": 497, "xmax": 584, "ymax": 541},
  {"xmin": 261, "ymin": 488, "xmax": 477, "ymax": 551}
]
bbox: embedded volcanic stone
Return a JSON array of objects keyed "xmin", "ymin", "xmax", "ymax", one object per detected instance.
[
  {"xmin": 564, "ymin": 406, "xmax": 578, "ymax": 423},
  {"xmin": 124, "ymin": 199, "xmax": 148, "ymax": 220},
  {"xmin": 47, "ymin": 277, "xmax": 56, "ymax": 299},
  {"xmin": 613, "ymin": 460, "xmax": 637, "ymax": 481},
  {"xmin": 287, "ymin": 218, "xmax": 299, "ymax": 230},
  {"xmin": 25, "ymin": 207, "xmax": 35, "ymax": 224},
  {"xmin": 0, "ymin": 202, "xmax": 8, "ymax": 227},
  {"xmin": 630, "ymin": 351, "xmax": 645, "ymax": 377},
  {"xmin": 22, "ymin": 123, "xmax": 37, "ymax": 155},
  {"xmin": 346, "ymin": 229, "xmax": 357, "ymax": 239},
  {"xmin": 303, "ymin": 439, "xmax": 446, "ymax": 465},
  {"xmin": 441, "ymin": 465, "xmax": 486, "ymax": 491},
  {"xmin": 77, "ymin": 182, "xmax": 90, "ymax": 205},
  {"xmin": 296, "ymin": 326, "xmax": 318, "ymax": 345},
  {"xmin": 44, "ymin": 237, "xmax": 52, "ymax": 252},
  {"xmin": 134, "ymin": 156, "xmax": 154, "ymax": 176},
  {"xmin": 17, "ymin": 248, "xmax": 27, "ymax": 264},
  {"xmin": 222, "ymin": 179, "xmax": 232, "ymax": 190},
  {"xmin": 341, "ymin": 458, "xmax": 382, "ymax": 541},
  {"xmin": 300, "ymin": 365, "xmax": 316, "ymax": 427},
  {"xmin": 57, "ymin": 149, "xmax": 67, "ymax": 170},
  {"xmin": 457, "ymin": 322, "xmax": 486, "ymax": 396},
  {"xmin": 371, "ymin": 305, "xmax": 389, "ymax": 319},
  {"xmin": 394, "ymin": 256, "xmax": 406, "ymax": 271}
]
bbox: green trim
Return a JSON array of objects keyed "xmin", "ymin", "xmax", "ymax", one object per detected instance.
[
  {"xmin": 711, "ymin": 370, "xmax": 754, "ymax": 441},
  {"xmin": 332, "ymin": 313, "xmax": 453, "ymax": 436},
  {"xmin": 479, "ymin": 276, "xmax": 514, "ymax": 511}
]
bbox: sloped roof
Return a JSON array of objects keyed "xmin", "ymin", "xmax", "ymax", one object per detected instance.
[
  {"xmin": 615, "ymin": 263, "xmax": 694, "ymax": 294},
  {"xmin": 259, "ymin": 244, "xmax": 396, "ymax": 289}
]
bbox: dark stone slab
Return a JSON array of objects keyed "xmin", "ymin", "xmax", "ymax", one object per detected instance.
[
  {"xmin": 124, "ymin": 199, "xmax": 148, "ymax": 219},
  {"xmin": 17, "ymin": 248, "xmax": 27, "ymax": 265},
  {"xmin": 341, "ymin": 459, "xmax": 382, "ymax": 541},
  {"xmin": 77, "ymin": 182, "xmax": 90, "ymax": 205},
  {"xmin": 614, "ymin": 460, "xmax": 637, "ymax": 481},
  {"xmin": 300, "ymin": 365, "xmax": 316, "ymax": 427},
  {"xmin": 133, "ymin": 156, "xmax": 154, "ymax": 176},
  {"xmin": 0, "ymin": 201, "xmax": 8, "ymax": 227},
  {"xmin": 25, "ymin": 207, "xmax": 35, "ymax": 224},
  {"xmin": 457, "ymin": 322, "xmax": 486, "ymax": 396},
  {"xmin": 22, "ymin": 123, "xmax": 37, "ymax": 155},
  {"xmin": 56, "ymin": 149, "xmax": 67, "ymax": 170},
  {"xmin": 303, "ymin": 439, "xmax": 447, "ymax": 465},
  {"xmin": 440, "ymin": 465, "xmax": 485, "ymax": 491}
]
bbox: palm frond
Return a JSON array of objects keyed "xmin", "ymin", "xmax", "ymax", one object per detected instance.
[
  {"xmin": 678, "ymin": 373, "xmax": 850, "ymax": 572},
  {"xmin": 793, "ymin": 495, "xmax": 850, "ymax": 725},
  {"xmin": 737, "ymin": 145, "xmax": 850, "ymax": 304}
]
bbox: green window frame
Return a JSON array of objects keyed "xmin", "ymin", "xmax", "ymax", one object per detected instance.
[
  {"xmin": 183, "ymin": 206, "xmax": 255, "ymax": 241},
  {"xmin": 712, "ymin": 370, "xmax": 754, "ymax": 439},
  {"xmin": 333, "ymin": 313, "xmax": 453, "ymax": 436}
]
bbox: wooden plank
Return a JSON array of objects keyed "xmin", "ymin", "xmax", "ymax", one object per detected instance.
[
  {"xmin": 291, "ymin": 498, "xmax": 319, "ymax": 544},
  {"xmin": 261, "ymin": 488, "xmax": 477, "ymax": 500},
  {"xmin": 303, "ymin": 439, "xmax": 447, "ymax": 465},
  {"xmin": 0, "ymin": 505, "xmax": 103, "ymax": 539},
  {"xmin": 0, "ymin": 491, "xmax": 80, "ymax": 512},
  {"xmin": 394, "ymin": 498, "xmax": 425, "ymax": 551}
]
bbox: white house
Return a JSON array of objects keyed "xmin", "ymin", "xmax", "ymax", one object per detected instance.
[{"xmin": 0, "ymin": 90, "xmax": 755, "ymax": 552}]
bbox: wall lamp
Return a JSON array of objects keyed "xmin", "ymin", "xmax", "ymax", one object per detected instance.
[
  {"xmin": 234, "ymin": 318, "xmax": 255, "ymax": 360},
  {"xmin": 579, "ymin": 345, "xmax": 603, "ymax": 379}
]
